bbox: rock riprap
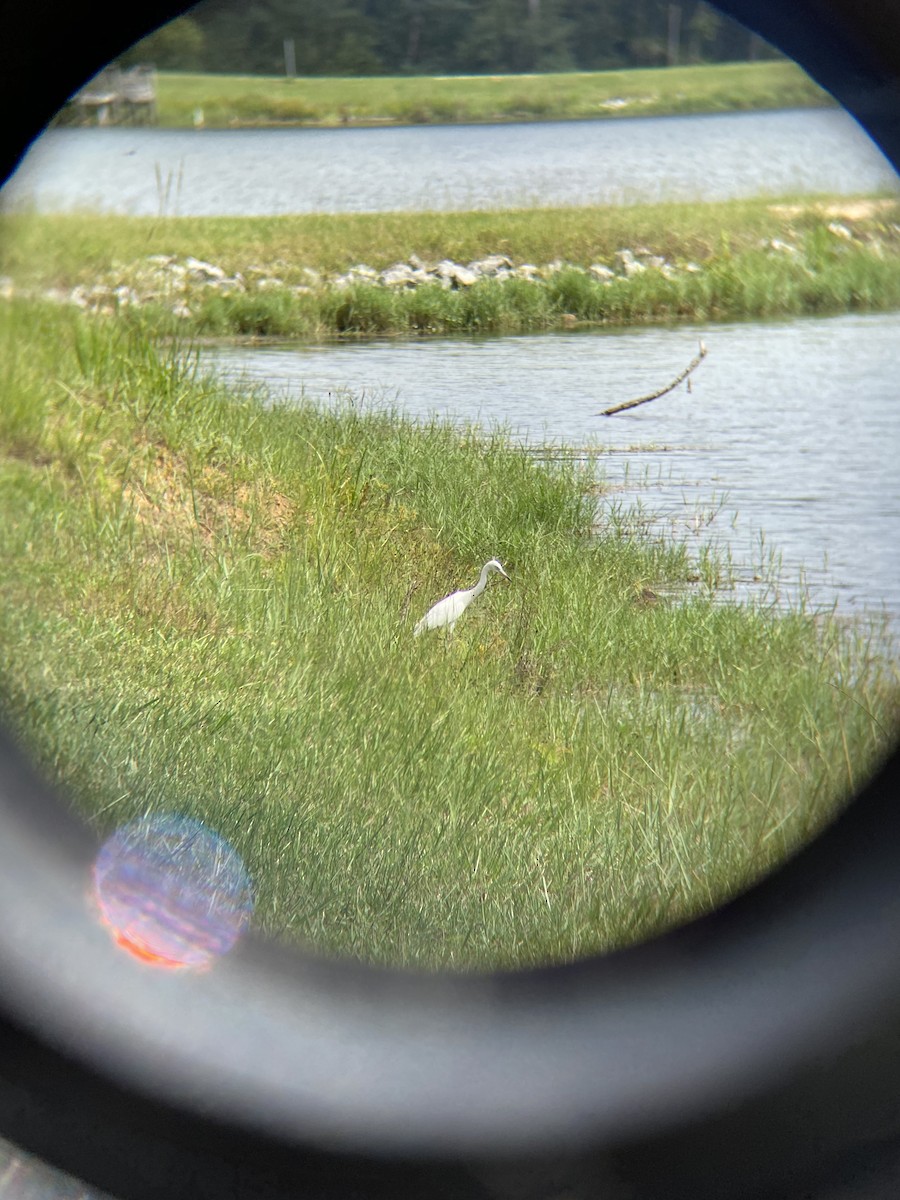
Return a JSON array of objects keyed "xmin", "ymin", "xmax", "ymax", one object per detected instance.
[{"xmin": 3, "ymin": 246, "xmax": 715, "ymax": 318}]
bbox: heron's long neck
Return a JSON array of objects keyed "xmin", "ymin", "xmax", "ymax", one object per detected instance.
[{"xmin": 472, "ymin": 565, "xmax": 491, "ymax": 597}]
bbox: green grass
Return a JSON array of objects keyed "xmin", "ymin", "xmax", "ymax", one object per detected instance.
[
  {"xmin": 138, "ymin": 61, "xmax": 832, "ymax": 128},
  {"xmin": 5, "ymin": 196, "xmax": 887, "ymax": 281},
  {"xmin": 3, "ymin": 195, "xmax": 899, "ymax": 338},
  {"xmin": 0, "ymin": 298, "xmax": 896, "ymax": 971}
]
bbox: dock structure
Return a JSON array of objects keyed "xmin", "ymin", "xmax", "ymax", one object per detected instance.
[{"xmin": 62, "ymin": 65, "xmax": 157, "ymax": 126}]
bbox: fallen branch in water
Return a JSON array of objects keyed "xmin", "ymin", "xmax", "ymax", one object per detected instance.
[{"xmin": 599, "ymin": 340, "xmax": 708, "ymax": 416}]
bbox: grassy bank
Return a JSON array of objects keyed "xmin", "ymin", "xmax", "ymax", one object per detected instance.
[
  {"xmin": 0, "ymin": 299, "xmax": 896, "ymax": 970},
  {"xmin": 3, "ymin": 195, "xmax": 899, "ymax": 338},
  {"xmin": 142, "ymin": 61, "xmax": 831, "ymax": 128}
]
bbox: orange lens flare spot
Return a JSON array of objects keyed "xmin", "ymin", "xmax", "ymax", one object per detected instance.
[
  {"xmin": 92, "ymin": 814, "xmax": 254, "ymax": 969},
  {"xmin": 111, "ymin": 927, "xmax": 189, "ymax": 969}
]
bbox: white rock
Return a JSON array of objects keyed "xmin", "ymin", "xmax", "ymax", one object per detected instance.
[
  {"xmin": 455, "ymin": 266, "xmax": 479, "ymax": 286},
  {"xmin": 468, "ymin": 254, "xmax": 513, "ymax": 275},
  {"xmin": 589, "ymin": 264, "xmax": 615, "ymax": 281},
  {"xmin": 206, "ymin": 278, "xmax": 245, "ymax": 293},
  {"xmin": 381, "ymin": 263, "xmax": 419, "ymax": 287},
  {"xmin": 827, "ymin": 221, "xmax": 854, "ymax": 240},
  {"xmin": 435, "ymin": 260, "xmax": 478, "ymax": 287},
  {"xmin": 185, "ymin": 257, "xmax": 226, "ymax": 280}
]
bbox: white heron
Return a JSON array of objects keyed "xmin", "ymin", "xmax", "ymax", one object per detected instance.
[{"xmin": 414, "ymin": 559, "xmax": 510, "ymax": 636}]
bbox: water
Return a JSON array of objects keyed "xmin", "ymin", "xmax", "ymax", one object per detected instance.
[
  {"xmin": 203, "ymin": 310, "xmax": 900, "ymax": 620},
  {"xmin": 4, "ymin": 105, "xmax": 898, "ymax": 616},
  {"xmin": 3, "ymin": 108, "xmax": 896, "ymax": 216}
]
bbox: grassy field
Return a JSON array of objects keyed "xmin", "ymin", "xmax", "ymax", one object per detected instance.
[
  {"xmin": 0, "ymin": 299, "xmax": 896, "ymax": 970},
  {"xmin": 141, "ymin": 61, "xmax": 832, "ymax": 128},
  {"xmin": 4, "ymin": 195, "xmax": 899, "ymax": 338}
]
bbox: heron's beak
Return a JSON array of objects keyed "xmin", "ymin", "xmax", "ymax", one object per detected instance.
[{"xmin": 500, "ymin": 568, "xmax": 510, "ymax": 582}]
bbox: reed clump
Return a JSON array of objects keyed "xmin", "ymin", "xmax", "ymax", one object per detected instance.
[{"xmin": 1, "ymin": 299, "xmax": 897, "ymax": 969}]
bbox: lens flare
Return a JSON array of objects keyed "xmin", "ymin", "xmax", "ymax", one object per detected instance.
[{"xmin": 92, "ymin": 814, "xmax": 254, "ymax": 969}]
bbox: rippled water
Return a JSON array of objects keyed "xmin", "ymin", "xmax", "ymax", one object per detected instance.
[
  {"xmin": 203, "ymin": 310, "xmax": 900, "ymax": 619},
  {"xmin": 3, "ymin": 108, "xmax": 897, "ymax": 216}
]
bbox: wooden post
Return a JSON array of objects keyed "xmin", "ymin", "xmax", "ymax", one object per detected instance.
[
  {"xmin": 667, "ymin": 4, "xmax": 682, "ymax": 66},
  {"xmin": 284, "ymin": 38, "xmax": 296, "ymax": 77}
]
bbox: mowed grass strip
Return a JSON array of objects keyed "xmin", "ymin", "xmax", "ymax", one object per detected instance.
[
  {"xmin": 146, "ymin": 61, "xmax": 831, "ymax": 129},
  {"xmin": 1, "ymin": 300, "xmax": 897, "ymax": 970},
  {"xmin": 3, "ymin": 195, "xmax": 899, "ymax": 338}
]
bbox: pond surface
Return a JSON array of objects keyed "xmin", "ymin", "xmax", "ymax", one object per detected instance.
[
  {"xmin": 203, "ymin": 310, "xmax": 900, "ymax": 620},
  {"xmin": 3, "ymin": 108, "xmax": 896, "ymax": 216}
]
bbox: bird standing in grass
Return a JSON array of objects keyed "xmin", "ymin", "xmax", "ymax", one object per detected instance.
[{"xmin": 414, "ymin": 559, "xmax": 510, "ymax": 636}]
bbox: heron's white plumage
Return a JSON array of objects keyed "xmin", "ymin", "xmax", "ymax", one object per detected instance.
[{"xmin": 414, "ymin": 559, "xmax": 509, "ymax": 636}]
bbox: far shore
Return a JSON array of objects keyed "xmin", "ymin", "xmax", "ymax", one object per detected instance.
[{"xmin": 59, "ymin": 60, "xmax": 834, "ymax": 131}]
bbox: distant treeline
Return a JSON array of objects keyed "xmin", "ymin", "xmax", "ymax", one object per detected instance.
[{"xmin": 122, "ymin": 0, "xmax": 779, "ymax": 77}]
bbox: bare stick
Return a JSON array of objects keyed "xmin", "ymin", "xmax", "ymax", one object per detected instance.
[{"xmin": 599, "ymin": 341, "xmax": 708, "ymax": 417}]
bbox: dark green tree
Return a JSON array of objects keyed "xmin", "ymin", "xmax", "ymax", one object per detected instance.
[
  {"xmin": 136, "ymin": 0, "xmax": 784, "ymax": 77},
  {"xmin": 121, "ymin": 14, "xmax": 207, "ymax": 69},
  {"xmin": 457, "ymin": 0, "xmax": 573, "ymax": 73}
]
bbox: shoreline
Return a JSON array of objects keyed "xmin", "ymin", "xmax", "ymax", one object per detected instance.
[
  {"xmin": 4, "ymin": 194, "xmax": 898, "ymax": 339},
  {"xmin": 133, "ymin": 101, "xmax": 836, "ymax": 134},
  {"xmin": 109, "ymin": 61, "xmax": 834, "ymax": 131}
]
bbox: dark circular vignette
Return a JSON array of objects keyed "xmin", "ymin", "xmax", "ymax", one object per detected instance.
[{"xmin": 1, "ymin": 3, "xmax": 900, "ymax": 1199}]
